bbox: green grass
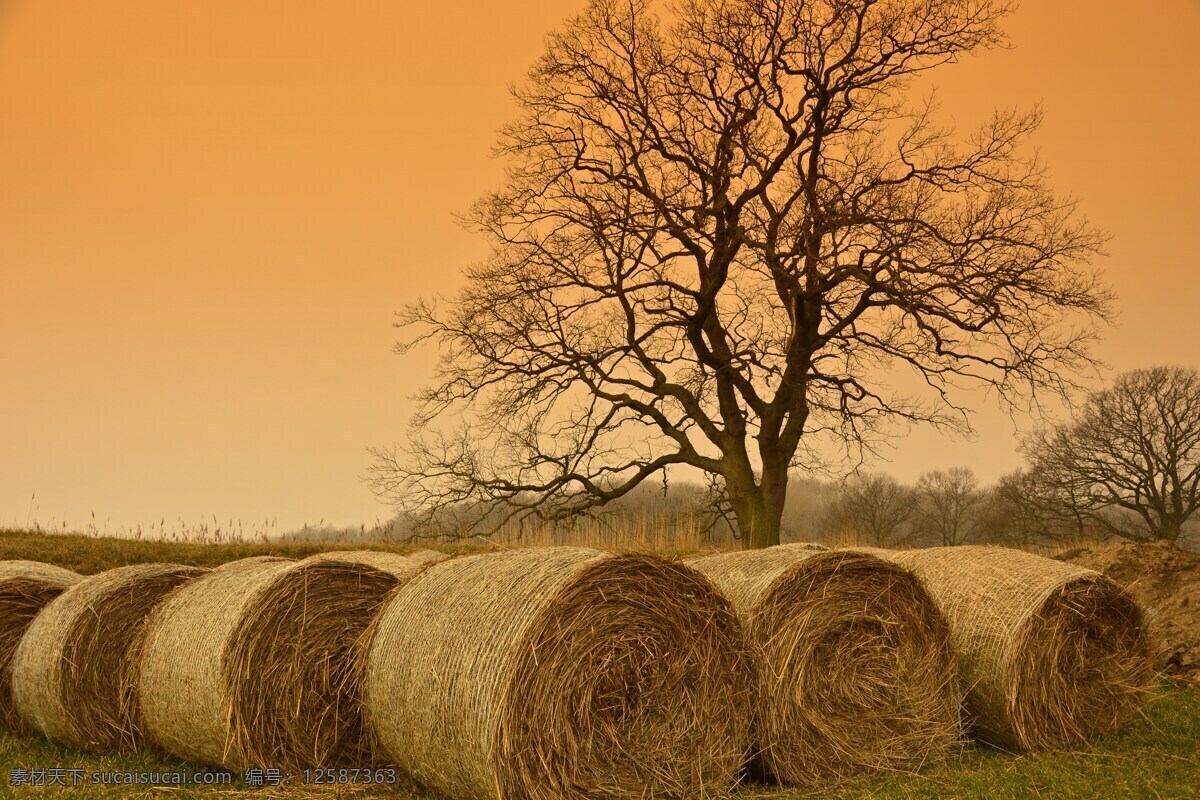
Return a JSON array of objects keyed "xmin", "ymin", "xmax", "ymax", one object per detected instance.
[
  {"xmin": 2, "ymin": 528, "xmax": 1198, "ymax": 798},
  {"xmin": 1, "ymin": 684, "xmax": 1196, "ymax": 798},
  {"xmin": 768, "ymin": 683, "xmax": 1200, "ymax": 799}
]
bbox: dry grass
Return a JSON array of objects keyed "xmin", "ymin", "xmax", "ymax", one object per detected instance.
[
  {"xmin": 0, "ymin": 528, "xmax": 486, "ymax": 578},
  {"xmin": 11, "ymin": 563, "xmax": 207, "ymax": 753},
  {"xmin": 871, "ymin": 546, "xmax": 1157, "ymax": 751},
  {"xmin": 482, "ymin": 510, "xmax": 720, "ymax": 552},
  {"xmin": 0, "ymin": 561, "xmax": 82, "ymax": 733},
  {"xmin": 691, "ymin": 545, "xmax": 962, "ymax": 787},
  {"xmin": 366, "ymin": 548, "xmax": 751, "ymax": 800}
]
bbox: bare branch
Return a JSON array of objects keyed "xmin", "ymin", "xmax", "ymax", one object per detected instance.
[{"xmin": 371, "ymin": 0, "xmax": 1108, "ymax": 547}]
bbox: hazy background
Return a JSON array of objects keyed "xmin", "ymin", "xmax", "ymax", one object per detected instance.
[{"xmin": 2, "ymin": 0, "xmax": 1198, "ymax": 533}]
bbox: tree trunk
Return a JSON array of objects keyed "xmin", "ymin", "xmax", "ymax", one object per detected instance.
[
  {"xmin": 1160, "ymin": 515, "xmax": 1183, "ymax": 542},
  {"xmin": 732, "ymin": 496, "xmax": 781, "ymax": 549},
  {"xmin": 728, "ymin": 467, "xmax": 787, "ymax": 550}
]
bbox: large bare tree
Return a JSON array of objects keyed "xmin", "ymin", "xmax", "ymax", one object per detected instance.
[
  {"xmin": 370, "ymin": 0, "xmax": 1109, "ymax": 548},
  {"xmin": 1023, "ymin": 366, "xmax": 1200, "ymax": 542}
]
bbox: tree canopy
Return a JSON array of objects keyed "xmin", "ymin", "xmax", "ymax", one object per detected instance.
[
  {"xmin": 371, "ymin": 0, "xmax": 1109, "ymax": 548},
  {"xmin": 1024, "ymin": 367, "xmax": 1200, "ymax": 542}
]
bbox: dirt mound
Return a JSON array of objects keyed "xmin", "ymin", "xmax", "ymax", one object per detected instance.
[{"xmin": 1056, "ymin": 541, "xmax": 1200, "ymax": 682}]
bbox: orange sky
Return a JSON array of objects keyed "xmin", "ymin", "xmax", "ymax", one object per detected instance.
[{"xmin": 2, "ymin": 0, "xmax": 1199, "ymax": 533}]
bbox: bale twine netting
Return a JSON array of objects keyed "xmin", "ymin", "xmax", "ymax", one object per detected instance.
[
  {"xmin": 0, "ymin": 561, "xmax": 82, "ymax": 733},
  {"xmin": 11, "ymin": 563, "xmax": 207, "ymax": 752},
  {"xmin": 135, "ymin": 551, "xmax": 438, "ymax": 771},
  {"xmin": 867, "ymin": 546, "xmax": 1156, "ymax": 752},
  {"xmin": 690, "ymin": 545, "xmax": 961, "ymax": 787},
  {"xmin": 365, "ymin": 547, "xmax": 751, "ymax": 800}
]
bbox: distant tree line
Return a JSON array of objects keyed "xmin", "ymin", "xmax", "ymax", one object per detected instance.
[{"xmin": 816, "ymin": 366, "xmax": 1200, "ymax": 549}]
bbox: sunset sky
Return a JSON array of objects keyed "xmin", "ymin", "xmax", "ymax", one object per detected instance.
[{"xmin": 3, "ymin": 0, "xmax": 1198, "ymax": 534}]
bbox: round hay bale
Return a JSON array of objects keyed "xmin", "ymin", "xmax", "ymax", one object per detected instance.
[
  {"xmin": 225, "ymin": 550, "xmax": 438, "ymax": 770},
  {"xmin": 0, "ymin": 561, "xmax": 82, "ymax": 733},
  {"xmin": 137, "ymin": 552, "xmax": 434, "ymax": 770},
  {"xmin": 11, "ymin": 563, "xmax": 207, "ymax": 752},
  {"xmin": 870, "ymin": 545, "xmax": 1156, "ymax": 751},
  {"xmin": 136, "ymin": 557, "xmax": 297, "ymax": 767},
  {"xmin": 690, "ymin": 545, "xmax": 961, "ymax": 786},
  {"xmin": 366, "ymin": 547, "xmax": 750, "ymax": 800}
]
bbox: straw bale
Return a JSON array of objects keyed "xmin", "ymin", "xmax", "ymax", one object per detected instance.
[
  {"xmin": 136, "ymin": 557, "xmax": 297, "ymax": 767},
  {"xmin": 366, "ymin": 547, "xmax": 750, "ymax": 800},
  {"xmin": 225, "ymin": 550, "xmax": 436, "ymax": 770},
  {"xmin": 0, "ymin": 561, "xmax": 81, "ymax": 732},
  {"xmin": 138, "ymin": 552, "xmax": 435, "ymax": 770},
  {"xmin": 868, "ymin": 545, "xmax": 1156, "ymax": 751},
  {"xmin": 12, "ymin": 563, "xmax": 206, "ymax": 751},
  {"xmin": 690, "ymin": 544, "xmax": 961, "ymax": 786}
]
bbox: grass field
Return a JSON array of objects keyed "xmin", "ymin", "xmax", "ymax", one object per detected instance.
[
  {"xmin": 0, "ymin": 528, "xmax": 485, "ymax": 576},
  {"xmin": 2, "ymin": 528, "xmax": 1198, "ymax": 799},
  {"xmin": 3, "ymin": 685, "xmax": 1196, "ymax": 799}
]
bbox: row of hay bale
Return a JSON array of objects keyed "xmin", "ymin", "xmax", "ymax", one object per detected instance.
[{"xmin": 0, "ymin": 544, "xmax": 1157, "ymax": 799}]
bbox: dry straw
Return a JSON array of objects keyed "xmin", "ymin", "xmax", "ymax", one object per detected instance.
[
  {"xmin": 225, "ymin": 550, "xmax": 441, "ymax": 770},
  {"xmin": 210, "ymin": 555, "xmax": 293, "ymax": 572},
  {"xmin": 690, "ymin": 544, "xmax": 961, "ymax": 786},
  {"xmin": 136, "ymin": 557, "xmax": 299, "ymax": 766},
  {"xmin": 11, "ymin": 563, "xmax": 207, "ymax": 752},
  {"xmin": 869, "ymin": 545, "xmax": 1156, "ymax": 751},
  {"xmin": 365, "ymin": 547, "xmax": 751, "ymax": 800},
  {"xmin": 136, "ymin": 552, "xmax": 438, "ymax": 770},
  {"xmin": 0, "ymin": 561, "xmax": 82, "ymax": 733},
  {"xmin": 404, "ymin": 549, "xmax": 452, "ymax": 566}
]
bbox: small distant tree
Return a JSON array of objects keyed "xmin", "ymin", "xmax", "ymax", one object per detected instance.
[
  {"xmin": 1023, "ymin": 366, "xmax": 1200, "ymax": 542},
  {"xmin": 914, "ymin": 467, "xmax": 981, "ymax": 546},
  {"xmin": 827, "ymin": 472, "xmax": 914, "ymax": 547},
  {"xmin": 370, "ymin": 0, "xmax": 1110, "ymax": 548}
]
